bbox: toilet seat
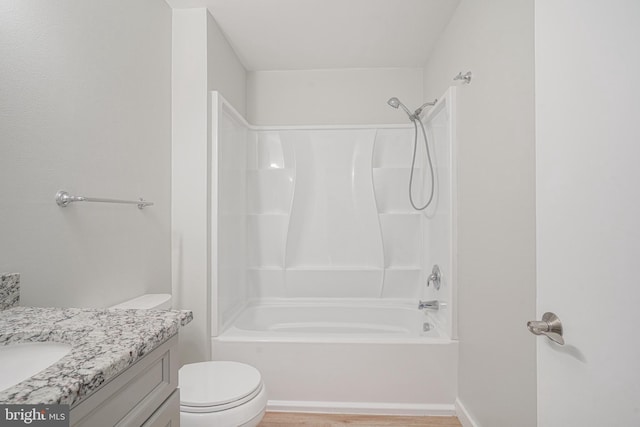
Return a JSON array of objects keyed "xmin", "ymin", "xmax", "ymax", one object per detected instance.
[
  {"xmin": 179, "ymin": 361, "xmax": 264, "ymax": 413},
  {"xmin": 181, "ymin": 383, "xmax": 264, "ymax": 413}
]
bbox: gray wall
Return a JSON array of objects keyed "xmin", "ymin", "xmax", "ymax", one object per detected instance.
[
  {"xmin": 207, "ymin": 13, "xmax": 247, "ymax": 116},
  {"xmin": 0, "ymin": 0, "xmax": 172, "ymax": 307},
  {"xmin": 246, "ymin": 68, "xmax": 423, "ymax": 125},
  {"xmin": 423, "ymin": 1, "xmax": 537, "ymax": 425}
]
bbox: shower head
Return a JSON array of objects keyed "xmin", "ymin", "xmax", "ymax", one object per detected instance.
[
  {"xmin": 387, "ymin": 97, "xmax": 414, "ymax": 121},
  {"xmin": 387, "ymin": 97, "xmax": 401, "ymax": 109}
]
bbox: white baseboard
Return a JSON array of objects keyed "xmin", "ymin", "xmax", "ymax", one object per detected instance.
[
  {"xmin": 268, "ymin": 400, "xmax": 456, "ymax": 417},
  {"xmin": 455, "ymin": 398, "xmax": 480, "ymax": 427}
]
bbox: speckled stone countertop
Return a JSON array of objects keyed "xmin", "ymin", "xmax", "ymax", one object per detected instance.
[
  {"xmin": 0, "ymin": 273, "xmax": 20, "ymax": 310},
  {"xmin": 0, "ymin": 306, "xmax": 192, "ymax": 406}
]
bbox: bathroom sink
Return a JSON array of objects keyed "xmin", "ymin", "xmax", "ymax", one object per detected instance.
[{"xmin": 0, "ymin": 342, "xmax": 72, "ymax": 392}]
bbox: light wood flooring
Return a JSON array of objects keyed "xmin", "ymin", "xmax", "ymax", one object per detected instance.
[{"xmin": 258, "ymin": 412, "xmax": 463, "ymax": 427}]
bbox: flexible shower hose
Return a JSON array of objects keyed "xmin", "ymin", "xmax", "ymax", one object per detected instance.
[{"xmin": 408, "ymin": 117, "xmax": 435, "ymax": 210}]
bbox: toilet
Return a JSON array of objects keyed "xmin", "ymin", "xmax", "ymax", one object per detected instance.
[
  {"xmin": 179, "ymin": 361, "xmax": 267, "ymax": 427},
  {"xmin": 111, "ymin": 294, "xmax": 267, "ymax": 427}
]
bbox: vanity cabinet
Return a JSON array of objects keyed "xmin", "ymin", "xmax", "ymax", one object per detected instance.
[
  {"xmin": 70, "ymin": 335, "xmax": 180, "ymax": 427},
  {"xmin": 141, "ymin": 390, "xmax": 180, "ymax": 427}
]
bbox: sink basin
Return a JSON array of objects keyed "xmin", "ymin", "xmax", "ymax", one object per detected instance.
[{"xmin": 0, "ymin": 342, "xmax": 72, "ymax": 392}]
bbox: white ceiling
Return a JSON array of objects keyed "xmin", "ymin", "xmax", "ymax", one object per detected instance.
[{"xmin": 198, "ymin": 0, "xmax": 461, "ymax": 71}]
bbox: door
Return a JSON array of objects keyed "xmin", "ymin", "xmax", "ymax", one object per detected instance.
[{"xmin": 535, "ymin": 1, "xmax": 640, "ymax": 426}]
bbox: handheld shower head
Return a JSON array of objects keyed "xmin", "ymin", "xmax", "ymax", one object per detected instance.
[
  {"xmin": 386, "ymin": 96, "xmax": 437, "ymax": 211},
  {"xmin": 387, "ymin": 97, "xmax": 414, "ymax": 120},
  {"xmin": 387, "ymin": 97, "xmax": 401, "ymax": 109}
]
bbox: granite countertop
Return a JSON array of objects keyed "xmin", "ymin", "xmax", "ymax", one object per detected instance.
[{"xmin": 0, "ymin": 306, "xmax": 192, "ymax": 406}]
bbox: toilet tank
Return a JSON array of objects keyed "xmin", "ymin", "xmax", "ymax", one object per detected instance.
[{"xmin": 110, "ymin": 294, "xmax": 172, "ymax": 310}]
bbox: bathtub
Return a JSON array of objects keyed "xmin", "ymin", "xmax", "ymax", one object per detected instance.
[{"xmin": 212, "ymin": 300, "xmax": 458, "ymax": 415}]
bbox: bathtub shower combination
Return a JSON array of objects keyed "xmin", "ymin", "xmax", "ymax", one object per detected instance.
[{"xmin": 209, "ymin": 90, "xmax": 458, "ymax": 415}]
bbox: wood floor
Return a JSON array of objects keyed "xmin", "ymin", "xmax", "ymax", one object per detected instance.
[{"xmin": 258, "ymin": 412, "xmax": 463, "ymax": 427}]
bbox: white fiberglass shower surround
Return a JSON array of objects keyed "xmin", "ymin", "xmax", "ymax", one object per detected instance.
[{"xmin": 209, "ymin": 90, "xmax": 458, "ymax": 415}]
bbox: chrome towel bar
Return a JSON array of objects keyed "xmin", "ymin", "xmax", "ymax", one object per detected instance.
[{"xmin": 55, "ymin": 190, "xmax": 153, "ymax": 209}]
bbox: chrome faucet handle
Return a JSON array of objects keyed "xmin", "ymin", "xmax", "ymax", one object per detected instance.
[
  {"xmin": 418, "ymin": 300, "xmax": 440, "ymax": 311},
  {"xmin": 427, "ymin": 265, "xmax": 441, "ymax": 290}
]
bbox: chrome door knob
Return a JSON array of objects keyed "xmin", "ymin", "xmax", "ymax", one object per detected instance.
[{"xmin": 527, "ymin": 312, "xmax": 564, "ymax": 345}]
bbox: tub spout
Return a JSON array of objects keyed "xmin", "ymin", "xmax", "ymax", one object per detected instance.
[{"xmin": 418, "ymin": 300, "xmax": 440, "ymax": 311}]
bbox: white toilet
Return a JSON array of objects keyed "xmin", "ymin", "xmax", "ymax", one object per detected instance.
[
  {"xmin": 111, "ymin": 294, "xmax": 267, "ymax": 427},
  {"xmin": 179, "ymin": 361, "xmax": 267, "ymax": 427}
]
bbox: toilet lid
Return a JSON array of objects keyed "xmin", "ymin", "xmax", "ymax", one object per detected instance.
[{"xmin": 179, "ymin": 361, "xmax": 262, "ymax": 410}]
